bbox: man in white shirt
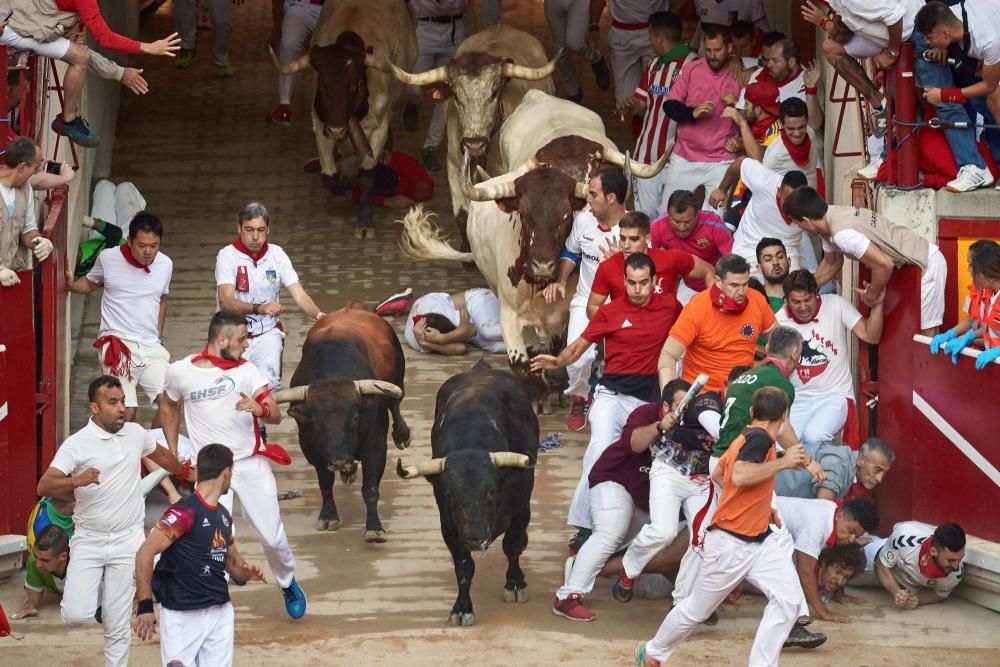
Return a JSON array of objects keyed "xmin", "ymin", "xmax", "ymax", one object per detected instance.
[
  {"xmin": 157, "ymin": 311, "xmax": 307, "ymax": 620},
  {"xmin": 777, "ymin": 496, "xmax": 879, "ymax": 624},
  {"xmin": 710, "ymin": 158, "xmax": 808, "ymax": 278},
  {"xmin": 692, "ymin": 0, "xmax": 769, "ymax": 51},
  {"xmin": 777, "ymin": 269, "xmax": 884, "ymax": 446},
  {"xmin": 404, "ymin": 288, "xmax": 505, "ymax": 355},
  {"xmin": 762, "ymin": 98, "xmax": 824, "ymax": 189},
  {"xmin": 0, "ymin": 137, "xmax": 55, "ymax": 288},
  {"xmin": 876, "ymin": 521, "xmax": 966, "ymax": 609},
  {"xmin": 590, "ymin": 0, "xmax": 669, "ymax": 107},
  {"xmin": 215, "ymin": 201, "xmax": 323, "ymax": 391},
  {"xmin": 543, "ymin": 169, "xmax": 628, "ymax": 431},
  {"xmin": 68, "ymin": 212, "xmax": 173, "ymax": 423},
  {"xmin": 36, "ymin": 375, "xmax": 184, "ymax": 667}
]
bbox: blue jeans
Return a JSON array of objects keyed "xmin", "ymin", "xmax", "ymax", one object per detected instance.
[
  {"xmin": 968, "ymin": 96, "xmax": 1000, "ymax": 166},
  {"xmin": 912, "ymin": 31, "xmax": 985, "ymax": 169}
]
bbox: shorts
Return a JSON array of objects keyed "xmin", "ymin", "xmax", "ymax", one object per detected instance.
[
  {"xmin": 99, "ymin": 339, "xmax": 171, "ymax": 408},
  {"xmin": 920, "ymin": 245, "xmax": 947, "ymax": 330},
  {"xmin": 160, "ymin": 602, "xmax": 235, "ymax": 667},
  {"xmin": 0, "ymin": 28, "xmax": 71, "ymax": 60},
  {"xmin": 844, "ymin": 34, "xmax": 883, "ymax": 60}
]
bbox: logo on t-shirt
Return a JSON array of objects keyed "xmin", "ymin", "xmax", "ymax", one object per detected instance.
[
  {"xmin": 653, "ymin": 277, "xmax": 664, "ymax": 294},
  {"xmin": 696, "ymin": 238, "xmax": 710, "ymax": 249},
  {"xmin": 797, "ymin": 340, "xmax": 830, "ymax": 384},
  {"xmin": 621, "ymin": 319, "xmax": 633, "ymax": 329},
  {"xmin": 740, "ymin": 323, "xmax": 756, "ymax": 338},
  {"xmin": 188, "ymin": 377, "xmax": 236, "ymax": 402}
]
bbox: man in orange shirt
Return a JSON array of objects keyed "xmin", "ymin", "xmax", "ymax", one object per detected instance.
[
  {"xmin": 657, "ymin": 254, "xmax": 778, "ymax": 392},
  {"xmin": 635, "ymin": 387, "xmax": 824, "ymax": 667}
]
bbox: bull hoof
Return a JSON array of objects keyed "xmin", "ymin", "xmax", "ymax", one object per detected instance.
[
  {"xmin": 448, "ymin": 612, "xmax": 475, "ymax": 627},
  {"xmin": 364, "ymin": 528, "xmax": 387, "ymax": 543},
  {"xmin": 393, "ymin": 435, "xmax": 411, "ymax": 451},
  {"xmin": 535, "ymin": 400, "xmax": 554, "ymax": 416},
  {"xmin": 317, "ymin": 518, "xmax": 341, "ymax": 532},
  {"xmin": 503, "ymin": 587, "xmax": 529, "ymax": 604},
  {"xmin": 321, "ymin": 173, "xmax": 351, "ymax": 196},
  {"xmin": 353, "ymin": 226, "xmax": 376, "ymax": 240}
]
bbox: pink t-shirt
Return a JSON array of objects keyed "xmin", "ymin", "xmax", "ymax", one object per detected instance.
[
  {"xmin": 667, "ymin": 58, "xmax": 741, "ymax": 163},
  {"xmin": 650, "ymin": 210, "xmax": 733, "ymax": 291}
]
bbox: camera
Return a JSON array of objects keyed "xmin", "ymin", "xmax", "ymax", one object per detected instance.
[{"xmin": 45, "ymin": 161, "xmax": 62, "ymax": 175}]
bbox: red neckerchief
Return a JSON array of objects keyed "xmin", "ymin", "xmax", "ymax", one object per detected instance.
[
  {"xmin": 825, "ymin": 499, "xmax": 843, "ymax": 549},
  {"xmin": 709, "ymin": 284, "xmax": 750, "ymax": 314},
  {"xmin": 191, "ymin": 346, "xmax": 247, "ymax": 370},
  {"xmin": 751, "ymin": 115, "xmax": 777, "ymax": 142},
  {"xmin": 412, "ymin": 314, "xmax": 425, "ymax": 325},
  {"xmin": 251, "ymin": 388, "xmax": 292, "ymax": 465},
  {"xmin": 120, "ymin": 244, "xmax": 151, "ymax": 273},
  {"xmin": 232, "ymin": 238, "xmax": 269, "ymax": 267},
  {"xmin": 771, "ymin": 66, "xmax": 802, "ymax": 89},
  {"xmin": 93, "ymin": 335, "xmax": 143, "ymax": 381},
  {"xmin": 776, "ymin": 192, "xmax": 795, "ymax": 225},
  {"xmin": 918, "ymin": 539, "xmax": 949, "ymax": 579},
  {"xmin": 780, "ymin": 128, "xmax": 812, "ymax": 167},
  {"xmin": 785, "ymin": 296, "xmax": 822, "ymax": 324},
  {"xmin": 762, "ymin": 356, "xmax": 791, "ymax": 377}
]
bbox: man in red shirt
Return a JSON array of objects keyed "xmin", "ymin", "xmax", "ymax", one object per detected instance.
[
  {"xmin": 3, "ymin": 1, "xmax": 180, "ymax": 147},
  {"xmin": 532, "ymin": 253, "xmax": 681, "ymax": 543},
  {"xmin": 650, "ymin": 189, "xmax": 733, "ymax": 303},
  {"xmin": 588, "ymin": 211, "xmax": 713, "ymax": 317}
]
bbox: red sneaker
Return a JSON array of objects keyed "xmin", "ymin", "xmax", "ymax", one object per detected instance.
[
  {"xmin": 612, "ymin": 569, "xmax": 635, "ymax": 603},
  {"xmin": 566, "ymin": 396, "xmax": 590, "ymax": 431},
  {"xmin": 552, "ymin": 594, "xmax": 595, "ymax": 622},
  {"xmin": 268, "ymin": 104, "xmax": 292, "ymax": 126}
]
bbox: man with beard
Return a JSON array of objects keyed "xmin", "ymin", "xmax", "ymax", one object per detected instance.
[
  {"xmin": 815, "ymin": 543, "xmax": 867, "ymax": 605},
  {"xmin": 724, "ymin": 78, "xmax": 781, "ymax": 160},
  {"xmin": 776, "ymin": 437, "xmax": 895, "ymax": 501},
  {"xmin": 710, "ymin": 160, "xmax": 807, "ymax": 278},
  {"xmin": 37, "ymin": 376, "xmax": 185, "ymax": 667},
  {"xmin": 876, "ymin": 521, "xmax": 967, "ymax": 609},
  {"xmin": 532, "ymin": 254, "xmax": 682, "ymax": 553},
  {"xmin": 650, "ymin": 189, "xmax": 733, "ymax": 304},
  {"xmin": 658, "ymin": 23, "xmax": 742, "ymax": 211},
  {"xmin": 756, "ymin": 238, "xmax": 790, "ymax": 310},
  {"xmin": 657, "ymin": 254, "xmax": 778, "ymax": 393},
  {"xmin": 776, "ymin": 270, "xmax": 884, "ymax": 446},
  {"xmin": 158, "ymin": 311, "xmax": 307, "ymax": 619}
]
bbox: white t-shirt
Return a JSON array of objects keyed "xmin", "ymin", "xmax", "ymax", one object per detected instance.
[
  {"xmin": 830, "ymin": 0, "xmax": 922, "ymax": 47},
  {"xmin": 49, "ymin": 420, "xmax": 156, "ymax": 534},
  {"xmin": 695, "ymin": 0, "xmax": 766, "ymax": 25},
  {"xmin": 0, "ymin": 182, "xmax": 36, "ymax": 233},
  {"xmin": 148, "ymin": 427, "xmax": 195, "ymax": 462},
  {"xmin": 777, "ymin": 496, "xmax": 837, "ymax": 559},
  {"xmin": 777, "ymin": 294, "xmax": 862, "ymax": 399},
  {"xmin": 732, "ymin": 158, "xmax": 803, "ymax": 260},
  {"xmin": 743, "ymin": 66, "xmax": 806, "ymax": 104},
  {"xmin": 215, "ymin": 243, "xmax": 299, "ymax": 337},
  {"xmin": 87, "ymin": 246, "xmax": 173, "ymax": 346},
  {"xmin": 877, "ymin": 521, "xmax": 964, "ymax": 597},
  {"xmin": 610, "ymin": 0, "xmax": 670, "ymax": 24},
  {"xmin": 404, "ymin": 292, "xmax": 460, "ymax": 353},
  {"xmin": 565, "ymin": 210, "xmax": 619, "ymax": 305},
  {"xmin": 163, "ymin": 356, "xmax": 269, "ymax": 460},
  {"xmin": 952, "ymin": 2, "xmax": 1000, "ymax": 65},
  {"xmin": 464, "ymin": 287, "xmax": 505, "ymax": 353},
  {"xmin": 762, "ymin": 127, "xmax": 824, "ymax": 189}
]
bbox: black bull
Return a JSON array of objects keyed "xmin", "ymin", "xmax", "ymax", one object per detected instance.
[
  {"xmin": 397, "ymin": 360, "xmax": 537, "ymax": 626},
  {"xmin": 275, "ymin": 305, "xmax": 410, "ymax": 542}
]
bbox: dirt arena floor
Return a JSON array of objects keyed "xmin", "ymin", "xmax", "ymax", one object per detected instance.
[{"xmin": 2, "ymin": 1, "xmax": 998, "ymax": 664}]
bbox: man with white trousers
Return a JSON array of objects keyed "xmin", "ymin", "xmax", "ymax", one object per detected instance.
[
  {"xmin": 590, "ymin": 0, "xmax": 668, "ymax": 107},
  {"xmin": 544, "ymin": 0, "xmax": 612, "ymax": 103},
  {"xmin": 267, "ymin": 0, "xmax": 324, "ymax": 126},
  {"xmin": 158, "ymin": 311, "xmax": 308, "ymax": 619},
  {"xmin": 37, "ymin": 375, "xmax": 184, "ymax": 667}
]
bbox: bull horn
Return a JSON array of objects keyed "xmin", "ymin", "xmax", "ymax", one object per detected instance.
[
  {"xmin": 461, "ymin": 178, "xmax": 517, "ymax": 202},
  {"xmin": 354, "ymin": 379, "xmax": 403, "ymax": 399},
  {"xmin": 574, "ymin": 181, "xmax": 590, "ymax": 199},
  {"xmin": 269, "ymin": 45, "xmax": 310, "ymax": 75},
  {"xmin": 489, "ymin": 452, "xmax": 533, "ymax": 468},
  {"xmin": 502, "ymin": 50, "xmax": 561, "ymax": 81},
  {"xmin": 389, "ymin": 62, "xmax": 448, "ymax": 86},
  {"xmin": 272, "ymin": 386, "xmax": 309, "ymax": 403},
  {"xmin": 475, "ymin": 165, "xmax": 492, "ymax": 182},
  {"xmin": 347, "ymin": 117, "xmax": 373, "ymax": 159},
  {"xmin": 396, "ymin": 457, "xmax": 446, "ymax": 478},
  {"xmin": 364, "ymin": 53, "xmax": 390, "ymax": 72},
  {"xmin": 600, "ymin": 145, "xmax": 669, "ymax": 179}
]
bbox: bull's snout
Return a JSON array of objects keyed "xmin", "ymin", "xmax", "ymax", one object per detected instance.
[
  {"xmin": 325, "ymin": 125, "xmax": 348, "ymax": 141},
  {"xmin": 462, "ymin": 137, "xmax": 489, "ymax": 157},
  {"xmin": 529, "ymin": 259, "xmax": 556, "ymax": 279}
]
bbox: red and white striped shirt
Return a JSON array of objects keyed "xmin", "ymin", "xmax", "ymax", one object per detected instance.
[{"xmin": 633, "ymin": 52, "xmax": 697, "ymax": 163}]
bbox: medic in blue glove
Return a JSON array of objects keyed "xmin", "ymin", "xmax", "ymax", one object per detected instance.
[{"xmin": 931, "ymin": 241, "xmax": 1000, "ymax": 369}]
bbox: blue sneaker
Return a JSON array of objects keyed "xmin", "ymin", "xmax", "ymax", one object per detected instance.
[
  {"xmin": 51, "ymin": 115, "xmax": 98, "ymax": 148},
  {"xmin": 282, "ymin": 578, "xmax": 307, "ymax": 619}
]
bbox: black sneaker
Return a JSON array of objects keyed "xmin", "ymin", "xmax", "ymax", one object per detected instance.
[
  {"xmin": 592, "ymin": 55, "xmax": 611, "ymax": 91},
  {"xmin": 403, "ymin": 101, "xmax": 420, "ymax": 132},
  {"xmin": 421, "ymin": 147, "xmax": 441, "ymax": 172},
  {"xmin": 568, "ymin": 90, "xmax": 584, "ymax": 104},
  {"xmin": 611, "ymin": 569, "xmax": 634, "ymax": 603},
  {"xmin": 51, "ymin": 115, "xmax": 98, "ymax": 148},
  {"xmin": 783, "ymin": 622, "xmax": 827, "ymax": 650},
  {"xmin": 567, "ymin": 528, "xmax": 592, "ymax": 554}
]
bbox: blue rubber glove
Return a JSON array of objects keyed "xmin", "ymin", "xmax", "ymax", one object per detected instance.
[
  {"xmin": 929, "ymin": 328, "xmax": 957, "ymax": 354},
  {"xmin": 975, "ymin": 346, "xmax": 1000, "ymax": 370},
  {"xmin": 942, "ymin": 329, "xmax": 977, "ymax": 364}
]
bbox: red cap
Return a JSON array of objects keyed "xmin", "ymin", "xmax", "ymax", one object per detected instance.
[{"xmin": 744, "ymin": 80, "xmax": 781, "ymax": 118}]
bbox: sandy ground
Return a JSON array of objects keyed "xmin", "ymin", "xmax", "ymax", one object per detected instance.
[{"xmin": 1, "ymin": 0, "xmax": 998, "ymax": 664}]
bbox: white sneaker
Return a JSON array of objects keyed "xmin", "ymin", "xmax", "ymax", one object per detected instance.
[
  {"xmin": 946, "ymin": 164, "xmax": 995, "ymax": 192},
  {"xmin": 857, "ymin": 157, "xmax": 884, "ymax": 180}
]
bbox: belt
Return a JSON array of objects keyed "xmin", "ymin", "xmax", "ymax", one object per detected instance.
[
  {"xmin": 418, "ymin": 14, "xmax": 463, "ymax": 23},
  {"xmin": 611, "ymin": 20, "xmax": 649, "ymax": 30}
]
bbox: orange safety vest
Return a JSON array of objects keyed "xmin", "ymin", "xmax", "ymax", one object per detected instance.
[{"xmin": 968, "ymin": 284, "xmax": 1000, "ymax": 349}]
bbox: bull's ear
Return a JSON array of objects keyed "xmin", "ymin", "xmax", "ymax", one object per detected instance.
[
  {"xmin": 288, "ymin": 404, "xmax": 310, "ymax": 422},
  {"xmin": 495, "ymin": 198, "xmax": 516, "ymax": 213},
  {"xmin": 570, "ymin": 195, "xmax": 587, "ymax": 211}
]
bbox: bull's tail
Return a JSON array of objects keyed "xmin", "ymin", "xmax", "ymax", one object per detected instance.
[{"xmin": 398, "ymin": 205, "xmax": 474, "ymax": 262}]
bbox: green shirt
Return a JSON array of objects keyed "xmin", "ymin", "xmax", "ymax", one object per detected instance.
[
  {"xmin": 713, "ymin": 362, "xmax": 795, "ymax": 458},
  {"xmin": 758, "ymin": 296, "xmax": 785, "ymax": 346},
  {"xmin": 25, "ymin": 553, "xmax": 64, "ymax": 594}
]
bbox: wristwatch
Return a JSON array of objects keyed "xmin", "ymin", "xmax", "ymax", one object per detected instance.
[
  {"xmin": 589, "ymin": 22, "xmax": 599, "ymax": 31},
  {"xmin": 886, "ymin": 48, "xmax": 900, "ymax": 60}
]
